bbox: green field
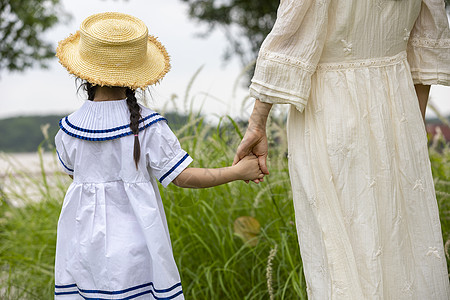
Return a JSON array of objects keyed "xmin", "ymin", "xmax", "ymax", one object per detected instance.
[{"xmin": 1, "ymin": 111, "xmax": 449, "ymax": 299}]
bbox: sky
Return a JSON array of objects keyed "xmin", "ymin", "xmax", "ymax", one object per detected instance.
[
  {"xmin": 0, "ymin": 0, "xmax": 449, "ymax": 120},
  {"xmin": 0, "ymin": 0, "xmax": 253, "ymax": 121}
]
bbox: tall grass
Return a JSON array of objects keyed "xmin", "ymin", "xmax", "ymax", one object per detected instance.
[
  {"xmin": 1, "ymin": 82, "xmax": 449, "ymax": 299},
  {"xmin": 0, "ymin": 111, "xmax": 307, "ymax": 299},
  {"xmin": 0, "ymin": 147, "xmax": 68, "ymax": 299},
  {"xmin": 160, "ymin": 112, "xmax": 307, "ymax": 299}
]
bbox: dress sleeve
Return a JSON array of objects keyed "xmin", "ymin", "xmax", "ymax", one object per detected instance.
[
  {"xmin": 55, "ymin": 130, "xmax": 74, "ymax": 176},
  {"xmin": 144, "ymin": 121, "xmax": 193, "ymax": 188},
  {"xmin": 249, "ymin": 0, "xmax": 330, "ymax": 112},
  {"xmin": 406, "ymin": 0, "xmax": 450, "ymax": 85}
]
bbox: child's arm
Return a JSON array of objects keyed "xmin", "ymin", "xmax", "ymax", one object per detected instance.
[{"xmin": 172, "ymin": 155, "xmax": 263, "ymax": 188}]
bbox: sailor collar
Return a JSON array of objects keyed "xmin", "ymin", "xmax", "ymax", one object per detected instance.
[{"xmin": 59, "ymin": 99, "xmax": 167, "ymax": 141}]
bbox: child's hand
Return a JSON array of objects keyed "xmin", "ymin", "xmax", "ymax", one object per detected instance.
[{"xmin": 234, "ymin": 154, "xmax": 264, "ymax": 182}]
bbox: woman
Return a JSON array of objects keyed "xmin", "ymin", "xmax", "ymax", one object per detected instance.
[{"xmin": 234, "ymin": 1, "xmax": 450, "ymax": 299}]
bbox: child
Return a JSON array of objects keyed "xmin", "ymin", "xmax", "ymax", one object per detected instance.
[{"xmin": 54, "ymin": 12, "xmax": 263, "ymax": 299}]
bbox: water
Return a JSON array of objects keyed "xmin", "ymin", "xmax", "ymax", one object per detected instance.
[{"xmin": 0, "ymin": 152, "xmax": 70, "ymax": 205}]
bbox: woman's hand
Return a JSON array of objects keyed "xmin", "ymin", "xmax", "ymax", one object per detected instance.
[
  {"xmin": 233, "ymin": 100, "xmax": 272, "ymax": 183},
  {"xmin": 233, "ymin": 125, "xmax": 269, "ymax": 182},
  {"xmin": 233, "ymin": 155, "xmax": 265, "ymax": 181}
]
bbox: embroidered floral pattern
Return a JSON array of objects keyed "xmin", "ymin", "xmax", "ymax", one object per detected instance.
[
  {"xmin": 366, "ymin": 175, "xmax": 377, "ymax": 188},
  {"xmin": 304, "ymin": 129, "xmax": 311, "ymax": 137},
  {"xmin": 374, "ymin": 246, "xmax": 383, "ymax": 258},
  {"xmin": 402, "ymin": 281, "xmax": 414, "ymax": 296},
  {"xmin": 400, "ymin": 113, "xmax": 407, "ymax": 123},
  {"xmin": 341, "ymin": 39, "xmax": 353, "ymax": 54},
  {"xmin": 318, "ymin": 264, "xmax": 328, "ymax": 278},
  {"xmin": 426, "ymin": 247, "xmax": 442, "ymax": 259},
  {"xmin": 309, "ymin": 195, "xmax": 318, "ymax": 208},
  {"xmin": 395, "ymin": 210, "xmax": 403, "ymax": 225},
  {"xmin": 413, "ymin": 179, "xmax": 425, "ymax": 192},
  {"xmin": 403, "ymin": 28, "xmax": 410, "ymax": 42},
  {"xmin": 333, "ymin": 281, "xmax": 348, "ymax": 296}
]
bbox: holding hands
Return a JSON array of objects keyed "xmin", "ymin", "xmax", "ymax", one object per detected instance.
[
  {"xmin": 173, "ymin": 100, "xmax": 272, "ymax": 188},
  {"xmin": 233, "ymin": 154, "xmax": 265, "ymax": 182},
  {"xmin": 233, "ymin": 100, "xmax": 272, "ymax": 184}
]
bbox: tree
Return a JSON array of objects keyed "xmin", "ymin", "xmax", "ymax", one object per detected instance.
[
  {"xmin": 180, "ymin": 0, "xmax": 278, "ymax": 68},
  {"xmin": 0, "ymin": 0, "xmax": 70, "ymax": 72},
  {"xmin": 181, "ymin": 0, "xmax": 450, "ymax": 69}
]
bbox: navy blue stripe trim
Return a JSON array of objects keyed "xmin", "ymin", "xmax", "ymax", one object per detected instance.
[
  {"xmin": 55, "ymin": 282, "xmax": 181, "ymax": 295},
  {"xmin": 55, "ymin": 283, "xmax": 77, "ymax": 289},
  {"xmin": 55, "ymin": 291, "xmax": 79, "ymax": 296},
  {"xmin": 59, "ymin": 117, "xmax": 167, "ymax": 141},
  {"xmin": 74, "ymin": 289, "xmax": 183, "ymax": 300},
  {"xmin": 159, "ymin": 153, "xmax": 190, "ymax": 183},
  {"xmin": 56, "ymin": 150, "xmax": 74, "ymax": 172},
  {"xmin": 79, "ymin": 282, "xmax": 181, "ymax": 295},
  {"xmin": 64, "ymin": 113, "xmax": 160, "ymax": 134},
  {"xmin": 78, "ymin": 289, "xmax": 183, "ymax": 300},
  {"xmin": 56, "ymin": 287, "xmax": 182, "ymax": 300}
]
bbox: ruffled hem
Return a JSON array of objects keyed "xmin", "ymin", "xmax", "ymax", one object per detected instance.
[
  {"xmin": 249, "ymin": 85, "xmax": 307, "ymax": 113},
  {"xmin": 250, "ymin": 50, "xmax": 315, "ymax": 108}
]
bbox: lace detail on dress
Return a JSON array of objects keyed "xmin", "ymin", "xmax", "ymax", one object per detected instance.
[
  {"xmin": 409, "ymin": 37, "xmax": 450, "ymax": 48},
  {"xmin": 316, "ymin": 51, "xmax": 407, "ymax": 71},
  {"xmin": 259, "ymin": 51, "xmax": 316, "ymax": 73}
]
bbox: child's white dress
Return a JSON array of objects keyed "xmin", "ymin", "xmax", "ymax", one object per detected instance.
[{"xmin": 54, "ymin": 99, "xmax": 192, "ymax": 300}]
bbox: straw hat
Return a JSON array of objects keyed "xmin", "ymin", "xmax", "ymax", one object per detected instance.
[{"xmin": 56, "ymin": 12, "xmax": 170, "ymax": 90}]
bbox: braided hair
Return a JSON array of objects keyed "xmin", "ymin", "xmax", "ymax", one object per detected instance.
[
  {"xmin": 78, "ymin": 80, "xmax": 142, "ymax": 169},
  {"xmin": 125, "ymin": 88, "xmax": 142, "ymax": 169}
]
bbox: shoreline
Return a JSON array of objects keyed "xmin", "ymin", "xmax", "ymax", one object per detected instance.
[{"xmin": 0, "ymin": 152, "xmax": 69, "ymax": 206}]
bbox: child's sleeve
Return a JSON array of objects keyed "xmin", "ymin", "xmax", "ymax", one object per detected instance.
[
  {"xmin": 55, "ymin": 130, "xmax": 74, "ymax": 176},
  {"xmin": 144, "ymin": 120, "xmax": 193, "ymax": 187}
]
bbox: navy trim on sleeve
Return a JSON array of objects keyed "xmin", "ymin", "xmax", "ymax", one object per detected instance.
[
  {"xmin": 56, "ymin": 150, "xmax": 74, "ymax": 173},
  {"xmin": 159, "ymin": 153, "xmax": 190, "ymax": 183}
]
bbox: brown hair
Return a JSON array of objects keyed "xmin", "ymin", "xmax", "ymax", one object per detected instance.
[
  {"xmin": 125, "ymin": 88, "xmax": 141, "ymax": 169},
  {"xmin": 78, "ymin": 80, "xmax": 97, "ymax": 100}
]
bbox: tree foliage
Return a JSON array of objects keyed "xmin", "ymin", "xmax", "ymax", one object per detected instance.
[
  {"xmin": 0, "ymin": 0, "xmax": 69, "ymax": 72},
  {"xmin": 180, "ymin": 0, "xmax": 278, "ymax": 67},
  {"xmin": 181, "ymin": 0, "xmax": 450, "ymax": 68}
]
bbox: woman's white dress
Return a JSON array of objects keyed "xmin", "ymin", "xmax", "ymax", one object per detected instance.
[
  {"xmin": 250, "ymin": 0, "xmax": 450, "ymax": 299},
  {"xmin": 54, "ymin": 100, "xmax": 192, "ymax": 299}
]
